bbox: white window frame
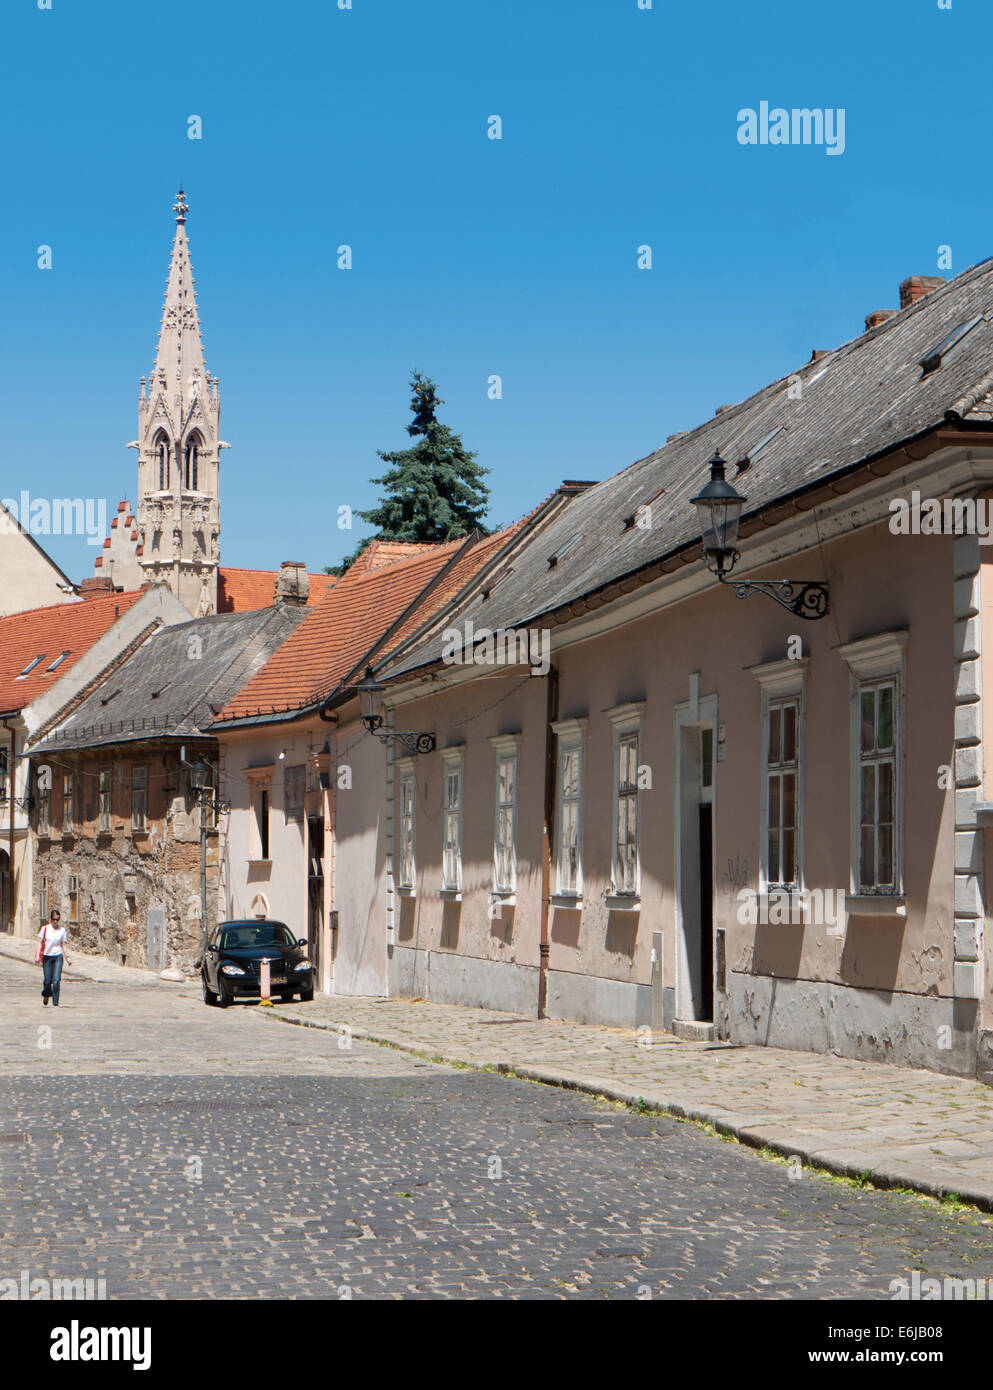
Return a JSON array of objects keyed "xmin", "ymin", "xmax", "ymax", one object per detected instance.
[
  {"xmin": 246, "ymin": 768, "xmax": 273, "ymax": 863},
  {"xmin": 490, "ymin": 734, "xmax": 521, "ymax": 897},
  {"xmin": 98, "ymin": 766, "xmax": 112, "ymax": 833},
  {"xmin": 606, "ymin": 702, "xmax": 645, "ymax": 906},
  {"xmin": 552, "ymin": 717, "xmax": 587, "ymax": 904},
  {"xmin": 396, "ymin": 756, "xmax": 416, "ymax": 893},
  {"xmin": 839, "ymin": 631, "xmax": 907, "ymax": 910},
  {"xmin": 751, "ymin": 658, "xmax": 807, "ymax": 896},
  {"xmin": 441, "ymin": 747, "xmax": 464, "ymax": 894}
]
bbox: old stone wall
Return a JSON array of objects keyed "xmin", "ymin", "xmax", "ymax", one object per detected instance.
[{"xmin": 32, "ymin": 744, "xmax": 218, "ymax": 975}]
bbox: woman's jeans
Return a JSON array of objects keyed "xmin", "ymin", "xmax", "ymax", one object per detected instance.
[{"xmin": 41, "ymin": 954, "xmax": 63, "ymax": 1004}]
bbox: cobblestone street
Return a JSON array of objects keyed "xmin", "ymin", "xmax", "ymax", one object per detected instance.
[{"xmin": 2, "ymin": 954, "xmax": 993, "ymax": 1300}]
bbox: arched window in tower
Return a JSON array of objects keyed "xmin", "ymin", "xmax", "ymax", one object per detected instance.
[
  {"xmin": 154, "ymin": 433, "xmax": 170, "ymax": 490},
  {"xmin": 184, "ymin": 434, "xmax": 202, "ymax": 491}
]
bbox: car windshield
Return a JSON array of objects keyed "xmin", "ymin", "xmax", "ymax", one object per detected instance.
[{"xmin": 221, "ymin": 923, "xmax": 296, "ymax": 950}]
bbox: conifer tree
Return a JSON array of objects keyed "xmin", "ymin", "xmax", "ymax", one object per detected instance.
[{"xmin": 328, "ymin": 372, "xmax": 490, "ymax": 574}]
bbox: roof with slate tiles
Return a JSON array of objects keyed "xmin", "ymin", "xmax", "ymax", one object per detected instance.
[
  {"xmin": 30, "ymin": 606, "xmax": 308, "ymax": 752},
  {"xmin": 380, "ymin": 258, "xmax": 993, "ymax": 679}
]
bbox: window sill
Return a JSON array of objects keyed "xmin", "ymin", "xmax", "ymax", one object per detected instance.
[
  {"xmin": 490, "ymin": 889, "xmax": 516, "ymax": 904},
  {"xmin": 439, "ymin": 888, "xmax": 463, "ymax": 902},
  {"xmin": 396, "ymin": 885, "xmax": 416, "ymax": 898},
  {"xmin": 551, "ymin": 893, "xmax": 583, "ymax": 909},
  {"xmin": 605, "ymin": 894, "xmax": 641, "ymax": 911},
  {"xmin": 131, "ymin": 828, "xmax": 150, "ymax": 839},
  {"xmin": 845, "ymin": 894, "xmax": 906, "ymax": 917},
  {"xmin": 248, "ymin": 859, "xmax": 273, "ymax": 868}
]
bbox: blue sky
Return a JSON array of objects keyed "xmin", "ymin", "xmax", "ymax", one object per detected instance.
[{"xmin": 0, "ymin": 0, "xmax": 986, "ymax": 578}]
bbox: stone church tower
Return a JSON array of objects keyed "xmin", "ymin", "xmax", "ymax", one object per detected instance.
[{"xmin": 128, "ymin": 189, "xmax": 226, "ymax": 615}]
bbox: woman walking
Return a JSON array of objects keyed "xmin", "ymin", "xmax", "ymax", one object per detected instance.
[{"xmin": 37, "ymin": 909, "xmax": 71, "ymax": 1007}]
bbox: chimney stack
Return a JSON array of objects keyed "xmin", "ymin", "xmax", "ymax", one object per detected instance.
[
  {"xmin": 865, "ymin": 309, "xmax": 897, "ymax": 331},
  {"xmin": 79, "ymin": 576, "xmax": 115, "ymax": 597},
  {"xmin": 274, "ymin": 561, "xmax": 310, "ymax": 606},
  {"xmin": 899, "ymin": 275, "xmax": 944, "ymax": 310}
]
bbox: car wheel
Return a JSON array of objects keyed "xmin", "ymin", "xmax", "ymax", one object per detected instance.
[
  {"xmin": 217, "ymin": 977, "xmax": 232, "ymax": 1008},
  {"xmin": 202, "ymin": 972, "xmax": 218, "ymax": 1006},
  {"xmin": 299, "ymin": 984, "xmax": 314, "ymax": 1002}
]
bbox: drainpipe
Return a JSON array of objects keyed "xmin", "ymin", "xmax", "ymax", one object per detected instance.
[
  {"xmin": 538, "ymin": 664, "xmax": 559, "ymax": 1019},
  {"xmin": 2, "ymin": 718, "xmax": 16, "ymax": 935}
]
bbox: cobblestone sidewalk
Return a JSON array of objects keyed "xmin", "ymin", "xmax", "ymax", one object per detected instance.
[{"xmin": 5, "ymin": 932, "xmax": 993, "ymax": 1210}]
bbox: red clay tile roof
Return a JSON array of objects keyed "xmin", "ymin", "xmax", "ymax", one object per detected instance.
[
  {"xmin": 0, "ymin": 590, "xmax": 145, "ymax": 714},
  {"xmin": 381, "ymin": 521, "xmax": 531, "ymax": 652},
  {"xmin": 216, "ymin": 567, "xmax": 336, "ymax": 613},
  {"xmin": 214, "ymin": 540, "xmax": 470, "ymax": 721},
  {"xmin": 213, "ymin": 522, "xmax": 540, "ymax": 723},
  {"xmin": 346, "ymin": 539, "xmax": 446, "ymax": 576}
]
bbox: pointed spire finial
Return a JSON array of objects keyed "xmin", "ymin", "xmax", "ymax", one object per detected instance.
[{"xmin": 173, "ymin": 188, "xmax": 188, "ymax": 223}]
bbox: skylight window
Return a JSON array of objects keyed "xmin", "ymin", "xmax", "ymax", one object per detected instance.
[
  {"xmin": 46, "ymin": 651, "xmax": 70, "ymax": 672},
  {"xmin": 16, "ymin": 655, "xmax": 45, "ymax": 678},
  {"xmin": 547, "ymin": 533, "xmax": 584, "ymax": 568},
  {"xmin": 921, "ymin": 315, "xmax": 983, "ymax": 375},
  {"xmin": 737, "ymin": 424, "xmax": 786, "ymax": 473},
  {"xmin": 100, "ymin": 688, "xmax": 121, "ymax": 707}
]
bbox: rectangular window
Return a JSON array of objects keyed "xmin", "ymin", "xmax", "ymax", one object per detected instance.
[
  {"xmin": 766, "ymin": 699, "xmax": 799, "ymax": 888},
  {"xmin": 68, "ymin": 875, "xmax": 79, "ymax": 924},
  {"xmin": 98, "ymin": 767, "xmax": 112, "ymax": 832},
  {"xmin": 839, "ymin": 631, "xmax": 906, "ymax": 901},
  {"xmin": 284, "ymin": 764, "xmax": 305, "ymax": 824},
  {"xmin": 493, "ymin": 744, "xmax": 519, "ymax": 893},
  {"xmin": 37, "ymin": 780, "xmax": 51, "ymax": 836},
  {"xmin": 62, "ymin": 773, "xmax": 75, "ymax": 834},
  {"xmin": 614, "ymin": 730, "xmax": 640, "ymax": 894},
  {"xmin": 442, "ymin": 751, "xmax": 464, "ymax": 891},
  {"xmin": 38, "ymin": 875, "xmax": 49, "ymax": 923},
  {"xmin": 131, "ymin": 764, "xmax": 148, "ymax": 833},
  {"xmin": 553, "ymin": 722, "xmax": 586, "ymax": 898},
  {"xmin": 398, "ymin": 772, "xmax": 416, "ymax": 890},
  {"xmin": 753, "ymin": 659, "xmax": 807, "ymax": 896},
  {"xmin": 0, "ymin": 748, "xmax": 7, "ymax": 803},
  {"xmin": 857, "ymin": 681, "xmax": 897, "ymax": 892}
]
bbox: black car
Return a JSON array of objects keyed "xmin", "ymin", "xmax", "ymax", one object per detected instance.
[{"xmin": 201, "ymin": 919, "xmax": 315, "ymax": 1007}]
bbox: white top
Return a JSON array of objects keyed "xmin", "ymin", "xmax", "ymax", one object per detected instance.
[{"xmin": 38, "ymin": 925, "xmax": 68, "ymax": 957}]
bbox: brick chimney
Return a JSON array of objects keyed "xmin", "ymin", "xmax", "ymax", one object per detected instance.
[
  {"xmin": 865, "ymin": 309, "xmax": 896, "ymax": 331},
  {"xmin": 899, "ymin": 275, "xmax": 945, "ymax": 310},
  {"xmin": 274, "ymin": 561, "xmax": 310, "ymax": 606},
  {"xmin": 79, "ymin": 576, "xmax": 114, "ymax": 597}
]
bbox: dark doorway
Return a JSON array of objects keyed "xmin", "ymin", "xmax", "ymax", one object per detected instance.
[
  {"xmin": 0, "ymin": 849, "xmax": 9, "ymax": 934},
  {"xmin": 698, "ymin": 804, "xmax": 714, "ymax": 1021},
  {"xmin": 306, "ymin": 816, "xmax": 324, "ymax": 983}
]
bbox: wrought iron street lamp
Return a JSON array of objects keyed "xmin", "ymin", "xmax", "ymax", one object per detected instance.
[
  {"xmin": 354, "ymin": 667, "xmax": 436, "ymax": 755},
  {"xmin": 691, "ymin": 451, "xmax": 829, "ymax": 620}
]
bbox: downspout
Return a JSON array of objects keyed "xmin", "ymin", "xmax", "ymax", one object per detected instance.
[
  {"xmin": 2, "ymin": 718, "xmax": 16, "ymax": 935},
  {"xmin": 538, "ymin": 664, "xmax": 558, "ymax": 1018}
]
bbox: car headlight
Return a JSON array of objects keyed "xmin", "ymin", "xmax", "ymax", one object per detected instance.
[
  {"xmin": 221, "ymin": 963, "xmax": 246, "ymax": 976},
  {"xmin": 295, "ymin": 960, "xmax": 312, "ymax": 971}
]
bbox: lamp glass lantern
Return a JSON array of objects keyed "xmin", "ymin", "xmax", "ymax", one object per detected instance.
[
  {"xmin": 691, "ymin": 450, "xmax": 746, "ymax": 577},
  {"xmin": 355, "ymin": 667, "xmax": 385, "ymax": 732},
  {"xmin": 189, "ymin": 756, "xmax": 212, "ymax": 793}
]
